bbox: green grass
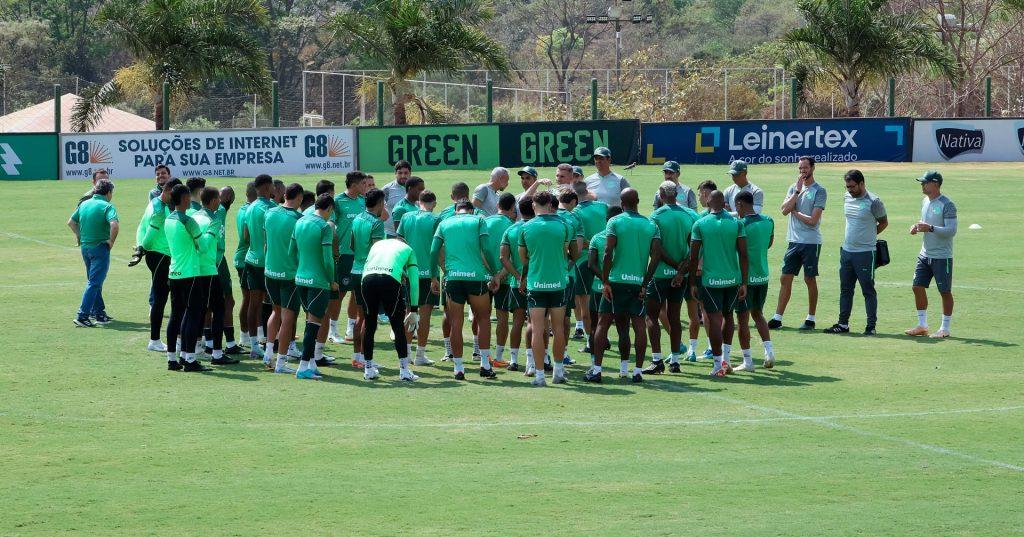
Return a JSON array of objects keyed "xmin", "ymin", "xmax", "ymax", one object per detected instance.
[{"xmin": 2, "ymin": 162, "xmax": 1022, "ymax": 536}]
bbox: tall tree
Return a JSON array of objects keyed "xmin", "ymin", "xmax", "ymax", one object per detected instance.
[
  {"xmin": 784, "ymin": 0, "xmax": 958, "ymax": 116},
  {"xmin": 71, "ymin": 0, "xmax": 271, "ymax": 131},
  {"xmin": 330, "ymin": 0, "xmax": 511, "ymax": 125}
]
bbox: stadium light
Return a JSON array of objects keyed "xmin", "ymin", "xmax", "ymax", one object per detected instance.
[
  {"xmin": 586, "ymin": 15, "xmax": 597, "ymax": 23},
  {"xmin": 583, "ymin": 1, "xmax": 654, "ymax": 91}
]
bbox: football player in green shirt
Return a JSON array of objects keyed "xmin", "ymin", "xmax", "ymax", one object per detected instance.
[
  {"xmin": 681, "ymin": 190, "xmax": 748, "ymax": 377},
  {"xmin": 150, "ymin": 164, "xmax": 171, "ymax": 200},
  {"xmin": 291, "ymin": 193, "xmax": 337, "ymax": 380},
  {"xmin": 242, "ymin": 174, "xmax": 277, "ymax": 360},
  {"xmin": 643, "ymin": 181, "xmax": 699, "ymax": 376},
  {"xmin": 586, "ymin": 205, "xmax": 624, "ymax": 367},
  {"xmin": 360, "ymin": 238, "xmax": 422, "ymax": 381},
  {"xmin": 499, "ymin": 196, "xmax": 535, "ymax": 371},
  {"xmin": 587, "ymin": 188, "xmax": 661, "ymax": 384},
  {"xmin": 163, "ymin": 184, "xmax": 211, "ymax": 372},
  {"xmin": 139, "ymin": 178, "xmax": 179, "ymax": 350},
  {"xmin": 192, "ymin": 187, "xmax": 238, "ymax": 365},
  {"xmin": 733, "ymin": 190, "xmax": 776, "ymax": 371},
  {"xmin": 519, "ymin": 191, "xmax": 573, "ymax": 386},
  {"xmin": 330, "ymin": 171, "xmax": 369, "ymax": 345},
  {"xmin": 570, "ymin": 181, "xmax": 607, "ymax": 348},
  {"xmin": 390, "ymin": 176, "xmax": 424, "ymax": 231},
  {"xmin": 185, "ymin": 177, "xmax": 205, "ymax": 214},
  {"xmin": 430, "ymin": 200, "xmax": 496, "ymax": 380},
  {"xmin": 556, "ymin": 188, "xmax": 585, "ymax": 363},
  {"xmin": 481, "ymin": 193, "xmax": 517, "ymax": 368},
  {"xmin": 214, "ymin": 186, "xmax": 244, "ymax": 355},
  {"xmin": 397, "ymin": 190, "xmax": 442, "ymax": 366},
  {"xmin": 350, "ymin": 188, "xmax": 387, "ymax": 370},
  {"xmin": 263, "ymin": 183, "xmax": 305, "ymax": 374},
  {"xmin": 436, "ymin": 181, "xmax": 484, "ymax": 361},
  {"xmin": 233, "ymin": 182, "xmax": 256, "ymax": 347}
]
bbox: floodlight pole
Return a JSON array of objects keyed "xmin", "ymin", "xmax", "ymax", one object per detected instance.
[{"xmin": 584, "ymin": 2, "xmax": 654, "ymax": 93}]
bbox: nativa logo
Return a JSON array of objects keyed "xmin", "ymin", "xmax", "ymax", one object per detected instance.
[
  {"xmin": 934, "ymin": 125, "xmax": 984, "ymax": 160},
  {"xmin": 695, "ymin": 124, "xmax": 860, "ymax": 153}
]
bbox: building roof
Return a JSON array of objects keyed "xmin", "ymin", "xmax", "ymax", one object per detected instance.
[{"xmin": 0, "ymin": 93, "xmax": 155, "ymax": 133}]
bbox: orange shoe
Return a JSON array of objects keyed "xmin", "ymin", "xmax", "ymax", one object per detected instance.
[
  {"xmin": 490, "ymin": 358, "xmax": 510, "ymax": 368},
  {"xmin": 351, "ymin": 359, "xmax": 366, "ymax": 368},
  {"xmin": 904, "ymin": 326, "xmax": 929, "ymax": 337},
  {"xmin": 722, "ymin": 360, "xmax": 734, "ymax": 374}
]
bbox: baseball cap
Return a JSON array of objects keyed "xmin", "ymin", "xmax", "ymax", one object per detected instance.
[
  {"xmin": 916, "ymin": 170, "xmax": 943, "ymax": 184},
  {"xmin": 517, "ymin": 166, "xmax": 538, "ymax": 178},
  {"xmin": 662, "ymin": 161, "xmax": 680, "ymax": 173},
  {"xmin": 728, "ymin": 160, "xmax": 748, "ymax": 175},
  {"xmin": 571, "ymin": 165, "xmax": 584, "ymax": 176},
  {"xmin": 593, "ymin": 146, "xmax": 612, "ymax": 158}
]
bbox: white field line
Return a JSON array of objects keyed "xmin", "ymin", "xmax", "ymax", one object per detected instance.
[{"xmin": 0, "ymin": 231, "xmax": 132, "ymax": 263}]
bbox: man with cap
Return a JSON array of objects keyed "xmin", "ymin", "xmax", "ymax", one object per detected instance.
[
  {"xmin": 473, "ymin": 167, "xmax": 510, "ymax": 217},
  {"xmin": 905, "ymin": 171, "xmax": 957, "ymax": 338},
  {"xmin": 824, "ymin": 169, "xmax": 887, "ymax": 336},
  {"xmin": 655, "ymin": 161, "xmax": 698, "ymax": 210},
  {"xmin": 723, "ymin": 160, "xmax": 764, "ymax": 214},
  {"xmin": 585, "ymin": 146, "xmax": 631, "ymax": 208},
  {"xmin": 571, "ymin": 166, "xmax": 587, "ymax": 185},
  {"xmin": 514, "ymin": 166, "xmax": 551, "ymax": 220}
]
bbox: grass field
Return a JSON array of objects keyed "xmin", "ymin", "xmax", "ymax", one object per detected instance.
[{"xmin": 2, "ymin": 162, "xmax": 1022, "ymax": 535}]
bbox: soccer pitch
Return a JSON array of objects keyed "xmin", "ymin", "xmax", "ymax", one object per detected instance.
[{"xmin": 2, "ymin": 162, "xmax": 1022, "ymax": 535}]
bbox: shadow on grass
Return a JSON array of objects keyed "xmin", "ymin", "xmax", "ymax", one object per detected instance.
[
  {"xmin": 101, "ymin": 319, "xmax": 150, "ymax": 333},
  {"xmin": 826, "ymin": 331, "xmax": 1018, "ymax": 348},
  {"xmin": 670, "ymin": 362, "xmax": 841, "ymax": 387}
]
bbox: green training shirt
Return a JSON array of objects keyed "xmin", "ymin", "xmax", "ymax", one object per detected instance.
[
  {"xmin": 588, "ymin": 230, "xmax": 609, "ymax": 293},
  {"xmin": 481, "ymin": 214, "xmax": 515, "ymax": 277},
  {"xmin": 605, "ymin": 211, "xmax": 660, "ymax": 285},
  {"xmin": 500, "ymin": 221, "xmax": 526, "ymax": 287},
  {"xmin": 350, "ymin": 211, "xmax": 385, "ymax": 274},
  {"xmin": 519, "ymin": 213, "xmax": 571, "ymax": 292},
  {"xmin": 192, "ymin": 208, "xmax": 222, "ymax": 277},
  {"xmin": 430, "ymin": 213, "xmax": 489, "ymax": 282},
  {"xmin": 691, "ymin": 211, "xmax": 746, "ymax": 288},
  {"xmin": 263, "ymin": 205, "xmax": 303, "ymax": 280},
  {"xmin": 438, "ymin": 203, "xmax": 484, "ymax": 222},
  {"xmin": 391, "ymin": 198, "xmax": 418, "ymax": 230},
  {"xmin": 70, "ymin": 195, "xmax": 119, "ymax": 249},
  {"xmin": 363, "ymin": 239, "xmax": 420, "ymax": 306},
  {"xmin": 397, "ymin": 209, "xmax": 440, "ymax": 279},
  {"xmin": 139, "ymin": 197, "xmax": 170, "ymax": 255},
  {"xmin": 291, "ymin": 213, "xmax": 335, "ymax": 289},
  {"xmin": 650, "ymin": 204, "xmax": 699, "ymax": 279},
  {"xmin": 741, "ymin": 214, "xmax": 773, "ymax": 285},
  {"xmin": 233, "ymin": 202, "xmax": 249, "ymax": 269},
  {"xmin": 333, "ymin": 192, "xmax": 366, "ymax": 255},
  {"xmin": 165, "ymin": 210, "xmax": 202, "ymax": 280},
  {"xmin": 244, "ymin": 197, "xmax": 276, "ymax": 267},
  {"xmin": 574, "ymin": 200, "xmax": 609, "ymax": 243}
]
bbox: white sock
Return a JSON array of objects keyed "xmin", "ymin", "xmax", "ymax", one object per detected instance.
[
  {"xmin": 495, "ymin": 345, "xmax": 505, "ymax": 361},
  {"xmin": 526, "ymin": 348, "xmax": 534, "ymax": 361},
  {"xmin": 213, "ymin": 349, "xmax": 223, "ymax": 359},
  {"xmin": 722, "ymin": 344, "xmax": 732, "ymax": 362},
  {"xmin": 763, "ymin": 340, "xmax": 774, "ymax": 356},
  {"xmin": 314, "ymin": 342, "xmax": 324, "ymax": 360},
  {"xmin": 184, "ymin": 352, "xmax": 196, "ymax": 363},
  {"xmin": 275, "ymin": 354, "xmax": 288, "ymax": 369},
  {"xmin": 689, "ymin": 339, "xmax": 698, "ymax": 354},
  {"xmin": 593, "ymin": 364, "xmax": 603, "ymax": 373},
  {"xmin": 632, "ymin": 365, "xmax": 643, "ymax": 376},
  {"xmin": 713, "ymin": 355, "xmax": 722, "ymax": 368},
  {"xmin": 473, "ymin": 337, "xmax": 480, "ymax": 355},
  {"xmin": 444, "ymin": 338, "xmax": 452, "ymax": 355},
  {"xmin": 453, "ymin": 357, "xmax": 464, "ymax": 372},
  {"xmin": 417, "ymin": 345, "xmax": 427, "ymax": 358},
  {"xmin": 257, "ymin": 327, "xmax": 264, "ymax": 340},
  {"xmin": 166, "ymin": 351, "xmax": 176, "ymax": 362},
  {"xmin": 917, "ymin": 310, "xmax": 928, "ymax": 328},
  {"xmin": 772, "ymin": 313, "xmax": 783, "ymax": 322},
  {"xmin": 509, "ymin": 349, "xmax": 518, "ymax": 364},
  {"xmin": 297, "ymin": 359, "xmax": 309, "ymax": 372},
  {"xmin": 481, "ymin": 350, "xmax": 492, "ymax": 369},
  {"xmin": 240, "ymin": 333, "xmax": 250, "ymax": 345},
  {"xmin": 544, "ymin": 353, "xmax": 551, "ymax": 365},
  {"xmin": 364, "ymin": 359, "xmax": 375, "ymax": 372},
  {"xmin": 941, "ymin": 314, "xmax": 951, "ymax": 332},
  {"xmin": 329, "ymin": 319, "xmax": 337, "ymax": 332},
  {"xmin": 347, "ymin": 318, "xmax": 356, "ymax": 330},
  {"xmin": 265, "ymin": 340, "xmax": 274, "ymax": 358},
  {"xmin": 668, "ymin": 353, "xmax": 679, "ymax": 364},
  {"xmin": 205, "ymin": 338, "xmax": 213, "ymax": 349},
  {"xmin": 575, "ymin": 320, "xmax": 584, "ymax": 330},
  {"xmin": 619, "ymin": 359, "xmax": 629, "ymax": 373},
  {"xmin": 399, "ymin": 357, "xmax": 409, "ymax": 369},
  {"xmin": 652, "ymin": 352, "xmax": 663, "ymax": 362},
  {"xmin": 536, "ymin": 369, "xmax": 546, "ymax": 380},
  {"xmin": 554, "ymin": 362, "xmax": 565, "ymax": 376},
  {"xmin": 806, "ymin": 314, "xmax": 815, "ymax": 322}
]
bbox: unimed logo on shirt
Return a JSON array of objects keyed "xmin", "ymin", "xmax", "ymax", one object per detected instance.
[
  {"xmin": 448, "ymin": 270, "xmax": 478, "ymax": 278},
  {"xmin": 708, "ymin": 277, "xmax": 738, "ymax": 286}
]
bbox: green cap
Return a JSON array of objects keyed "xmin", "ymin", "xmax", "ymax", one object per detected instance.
[
  {"xmin": 571, "ymin": 166, "xmax": 584, "ymax": 176},
  {"xmin": 728, "ymin": 160, "xmax": 748, "ymax": 175},
  {"xmin": 662, "ymin": 161, "xmax": 680, "ymax": 173},
  {"xmin": 517, "ymin": 166, "xmax": 538, "ymax": 178},
  {"xmin": 916, "ymin": 170, "xmax": 943, "ymax": 184},
  {"xmin": 593, "ymin": 146, "xmax": 611, "ymax": 158}
]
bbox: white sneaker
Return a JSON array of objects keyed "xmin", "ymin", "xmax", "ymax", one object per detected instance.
[
  {"xmin": 364, "ymin": 368, "xmax": 380, "ymax": 380},
  {"xmin": 344, "ymin": 325, "xmax": 354, "ymax": 341},
  {"xmin": 147, "ymin": 340, "xmax": 167, "ymax": 352},
  {"xmin": 414, "ymin": 356, "xmax": 435, "ymax": 366},
  {"xmin": 328, "ymin": 330, "xmax": 344, "ymax": 344},
  {"xmin": 763, "ymin": 354, "xmax": 775, "ymax": 369},
  {"xmin": 732, "ymin": 361, "xmax": 756, "ymax": 372},
  {"xmin": 552, "ymin": 373, "xmax": 567, "ymax": 384},
  {"xmin": 274, "ymin": 364, "xmax": 297, "ymax": 374},
  {"xmin": 389, "ymin": 329, "xmax": 396, "ymax": 341},
  {"xmin": 287, "ymin": 342, "xmax": 302, "ymax": 358},
  {"xmin": 399, "ymin": 369, "xmax": 419, "ymax": 382},
  {"xmin": 524, "ymin": 365, "xmax": 536, "ymax": 377},
  {"xmin": 531, "ymin": 376, "xmax": 547, "ymax": 387}
]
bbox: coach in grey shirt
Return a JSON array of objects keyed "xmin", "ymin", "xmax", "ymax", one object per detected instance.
[
  {"xmin": 653, "ymin": 160, "xmax": 698, "ymax": 210},
  {"xmin": 381, "ymin": 160, "xmax": 412, "ymax": 236},
  {"xmin": 723, "ymin": 160, "xmax": 764, "ymax": 214},
  {"xmin": 473, "ymin": 166, "xmax": 510, "ymax": 216},
  {"xmin": 771, "ymin": 156, "xmax": 827, "ymax": 331},
  {"xmin": 585, "ymin": 146, "xmax": 630, "ymax": 207},
  {"xmin": 906, "ymin": 171, "xmax": 958, "ymax": 338},
  {"xmin": 824, "ymin": 170, "xmax": 887, "ymax": 335}
]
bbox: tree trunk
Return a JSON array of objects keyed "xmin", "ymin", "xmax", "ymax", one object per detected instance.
[
  {"xmin": 391, "ymin": 78, "xmax": 409, "ymax": 126},
  {"xmin": 841, "ymin": 78, "xmax": 861, "ymax": 117}
]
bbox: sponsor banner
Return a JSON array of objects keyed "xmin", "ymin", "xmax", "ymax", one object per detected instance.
[
  {"xmin": 358, "ymin": 125, "xmax": 499, "ymax": 171},
  {"xmin": 913, "ymin": 118, "xmax": 1024, "ymax": 162},
  {"xmin": 0, "ymin": 133, "xmax": 59, "ymax": 180},
  {"xmin": 642, "ymin": 118, "xmax": 912, "ymax": 165},
  {"xmin": 498, "ymin": 120, "xmax": 641, "ymax": 167},
  {"xmin": 59, "ymin": 127, "xmax": 356, "ymax": 180}
]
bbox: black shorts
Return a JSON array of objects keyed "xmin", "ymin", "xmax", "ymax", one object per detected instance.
[
  {"xmin": 527, "ymin": 289, "xmax": 566, "ymax": 310},
  {"xmin": 335, "ymin": 254, "xmax": 355, "ymax": 291},
  {"xmin": 646, "ymin": 277, "xmax": 685, "ymax": 304},
  {"xmin": 298, "ymin": 285, "xmax": 331, "ymax": 318},
  {"xmin": 782, "ymin": 242, "xmax": 821, "ymax": 277},
  {"xmin": 572, "ymin": 263, "xmax": 594, "ymax": 296},
  {"xmin": 361, "ymin": 273, "xmax": 408, "ymax": 319},
  {"xmin": 735, "ymin": 284, "xmax": 768, "ymax": 313},
  {"xmin": 492, "ymin": 284, "xmax": 513, "ymax": 312},
  {"xmin": 445, "ymin": 280, "xmax": 488, "ymax": 305},
  {"xmin": 244, "ymin": 263, "xmax": 265, "ymax": 292},
  {"xmin": 235, "ymin": 265, "xmax": 249, "ymax": 292},
  {"xmin": 598, "ymin": 282, "xmax": 645, "ymax": 316},
  {"xmin": 913, "ymin": 256, "xmax": 953, "ymax": 293},
  {"xmin": 217, "ymin": 258, "xmax": 233, "ymax": 298},
  {"xmin": 351, "ymin": 273, "xmax": 365, "ymax": 307},
  {"xmin": 589, "ymin": 291, "xmax": 602, "ymax": 313},
  {"xmin": 698, "ymin": 285, "xmax": 739, "ymax": 314},
  {"xmin": 416, "ymin": 278, "xmax": 441, "ymax": 308},
  {"xmin": 265, "ymin": 277, "xmax": 300, "ymax": 311}
]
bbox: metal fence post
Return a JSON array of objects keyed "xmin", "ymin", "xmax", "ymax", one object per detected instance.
[
  {"xmin": 53, "ymin": 85, "xmax": 61, "ymax": 133},
  {"xmin": 888, "ymin": 78, "xmax": 896, "ymax": 117},
  {"xmin": 985, "ymin": 76, "xmax": 992, "ymax": 117},
  {"xmin": 272, "ymin": 80, "xmax": 280, "ymax": 127},
  {"xmin": 376, "ymin": 80, "xmax": 385, "ymax": 126},
  {"xmin": 162, "ymin": 81, "xmax": 170, "ymax": 130},
  {"xmin": 591, "ymin": 77, "xmax": 598, "ymax": 120},
  {"xmin": 486, "ymin": 78, "xmax": 493, "ymax": 123}
]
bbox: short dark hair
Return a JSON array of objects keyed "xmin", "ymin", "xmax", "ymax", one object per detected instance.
[
  {"xmin": 92, "ymin": 169, "xmax": 108, "ymax": 180},
  {"xmin": 606, "ymin": 205, "xmax": 624, "ymax": 220},
  {"xmin": 346, "ymin": 170, "xmax": 367, "ymax": 188},
  {"xmin": 735, "ymin": 191, "xmax": 754, "ymax": 206},
  {"xmin": 365, "ymin": 188, "xmax": 384, "ymax": 208},
  {"xmin": 534, "ymin": 191, "xmax": 557, "ymax": 209},
  {"xmin": 394, "ymin": 160, "xmax": 412, "ymax": 172},
  {"xmin": 285, "ymin": 183, "xmax": 304, "ymax": 201},
  {"xmin": 497, "ymin": 192, "xmax": 516, "ymax": 211},
  {"xmin": 170, "ymin": 184, "xmax": 190, "ymax": 206},
  {"xmin": 455, "ymin": 200, "xmax": 475, "ymax": 212},
  {"xmin": 315, "ymin": 179, "xmax": 335, "ymax": 196},
  {"xmin": 186, "ymin": 177, "xmax": 206, "ymax": 193},
  {"xmin": 419, "ymin": 190, "xmax": 437, "ymax": 204},
  {"xmin": 94, "ymin": 179, "xmax": 114, "ymax": 196},
  {"xmin": 558, "ymin": 190, "xmax": 578, "ymax": 206},
  {"xmin": 155, "ymin": 164, "xmax": 171, "ymax": 174},
  {"xmin": 164, "ymin": 178, "xmax": 183, "ymax": 192},
  {"xmin": 844, "ymin": 169, "xmax": 865, "ymax": 184},
  {"xmin": 799, "ymin": 156, "xmax": 816, "ymax": 167},
  {"xmin": 315, "ymin": 193, "xmax": 333, "ymax": 211},
  {"xmin": 451, "ymin": 182, "xmax": 469, "ymax": 199},
  {"xmin": 245, "ymin": 181, "xmax": 257, "ymax": 201},
  {"xmin": 698, "ymin": 180, "xmax": 717, "ymax": 192},
  {"xmin": 200, "ymin": 186, "xmax": 219, "ymax": 206},
  {"xmin": 273, "ymin": 179, "xmax": 285, "ymax": 190},
  {"xmin": 406, "ymin": 176, "xmax": 424, "ymax": 191},
  {"xmin": 254, "ymin": 174, "xmax": 273, "ymax": 188},
  {"xmin": 302, "ymin": 190, "xmax": 315, "ymax": 208},
  {"xmin": 518, "ymin": 196, "xmax": 535, "ymax": 218}
]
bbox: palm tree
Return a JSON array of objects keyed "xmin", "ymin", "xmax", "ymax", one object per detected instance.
[
  {"xmin": 71, "ymin": 0, "xmax": 271, "ymax": 132},
  {"xmin": 784, "ymin": 0, "xmax": 959, "ymax": 116},
  {"xmin": 331, "ymin": 0, "xmax": 511, "ymax": 125}
]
